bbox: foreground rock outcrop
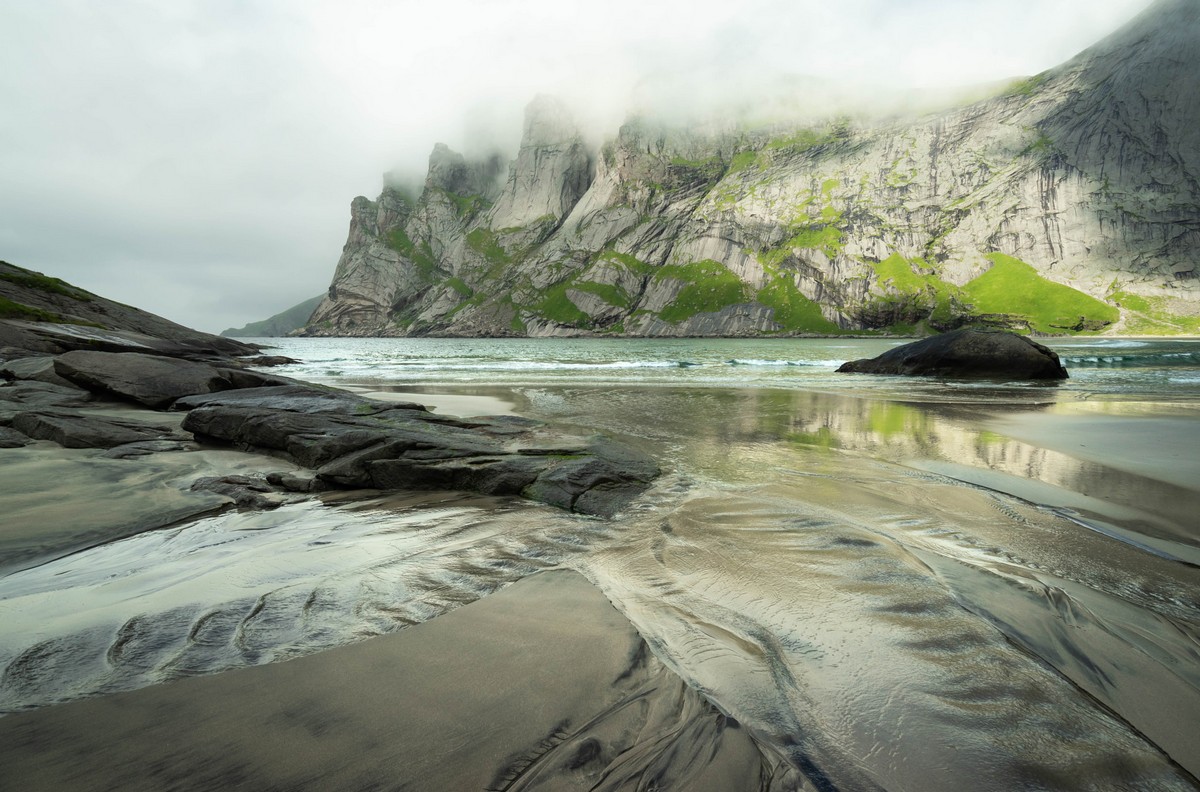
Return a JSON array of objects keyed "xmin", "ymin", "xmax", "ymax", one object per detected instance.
[
  {"xmin": 178, "ymin": 386, "xmax": 658, "ymax": 517},
  {"xmin": 2, "ymin": 267, "xmax": 660, "ymax": 524},
  {"xmin": 298, "ymin": 0, "xmax": 1200, "ymax": 340},
  {"xmin": 837, "ymin": 329, "xmax": 1069, "ymax": 380}
]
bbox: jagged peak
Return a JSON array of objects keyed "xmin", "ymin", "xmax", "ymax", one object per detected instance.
[
  {"xmin": 520, "ymin": 94, "xmax": 582, "ymax": 148},
  {"xmin": 423, "ymin": 143, "xmax": 504, "ymax": 197}
]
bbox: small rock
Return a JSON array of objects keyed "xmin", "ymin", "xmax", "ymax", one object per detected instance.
[{"xmin": 189, "ymin": 474, "xmax": 291, "ymax": 509}]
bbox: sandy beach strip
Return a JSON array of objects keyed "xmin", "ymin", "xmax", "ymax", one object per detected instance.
[
  {"xmin": 0, "ymin": 569, "xmax": 767, "ymax": 791},
  {"xmin": 337, "ymin": 383, "xmax": 519, "ymax": 417}
]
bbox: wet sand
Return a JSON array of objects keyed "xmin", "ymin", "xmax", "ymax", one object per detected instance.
[
  {"xmin": 0, "ymin": 570, "xmax": 766, "ymax": 791},
  {"xmin": 0, "ymin": 442, "xmax": 303, "ymax": 576},
  {"xmin": 342, "ymin": 384, "xmax": 519, "ymax": 417}
]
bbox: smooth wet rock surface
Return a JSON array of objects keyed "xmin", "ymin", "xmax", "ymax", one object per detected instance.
[
  {"xmin": 55, "ymin": 351, "xmax": 233, "ymax": 409},
  {"xmin": 837, "ymin": 329, "xmax": 1069, "ymax": 380},
  {"xmin": 181, "ymin": 386, "xmax": 659, "ymax": 517}
]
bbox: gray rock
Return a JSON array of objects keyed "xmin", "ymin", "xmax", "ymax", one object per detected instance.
[
  {"xmin": 9, "ymin": 410, "xmax": 167, "ymax": 449},
  {"xmin": 265, "ymin": 471, "xmax": 330, "ymax": 493},
  {"xmin": 181, "ymin": 395, "xmax": 658, "ymax": 517},
  {"xmin": 55, "ymin": 350, "xmax": 232, "ymax": 409},
  {"xmin": 0, "ymin": 426, "xmax": 33, "ymax": 448},
  {"xmin": 243, "ymin": 355, "xmax": 300, "ymax": 367},
  {"xmin": 1, "ymin": 357, "xmax": 77, "ymax": 388},
  {"xmin": 836, "ymin": 329, "xmax": 1069, "ymax": 380},
  {"xmin": 101, "ymin": 439, "xmax": 200, "ymax": 459},
  {"xmin": 173, "ymin": 384, "xmax": 424, "ymax": 415},
  {"xmin": 189, "ymin": 474, "xmax": 293, "ymax": 510},
  {"xmin": 0, "ymin": 380, "xmax": 94, "ymax": 410}
]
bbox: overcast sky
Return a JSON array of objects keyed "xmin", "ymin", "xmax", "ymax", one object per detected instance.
[{"xmin": 1, "ymin": 0, "xmax": 1154, "ymax": 334}]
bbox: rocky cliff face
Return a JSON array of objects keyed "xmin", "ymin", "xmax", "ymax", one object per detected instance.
[{"xmin": 305, "ymin": 0, "xmax": 1200, "ymax": 338}]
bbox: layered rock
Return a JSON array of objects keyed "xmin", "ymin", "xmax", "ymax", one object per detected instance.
[
  {"xmin": 303, "ymin": 0, "xmax": 1200, "ymax": 338},
  {"xmin": 179, "ymin": 387, "xmax": 659, "ymax": 517}
]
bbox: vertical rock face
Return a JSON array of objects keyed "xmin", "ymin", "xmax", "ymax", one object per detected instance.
[
  {"xmin": 487, "ymin": 95, "xmax": 594, "ymax": 234},
  {"xmin": 305, "ymin": 0, "xmax": 1200, "ymax": 338}
]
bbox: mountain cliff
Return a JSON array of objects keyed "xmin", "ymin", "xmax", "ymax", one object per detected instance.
[{"xmin": 304, "ymin": 0, "xmax": 1200, "ymax": 338}]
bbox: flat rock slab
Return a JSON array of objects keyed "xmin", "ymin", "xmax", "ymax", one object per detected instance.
[
  {"xmin": 9, "ymin": 410, "xmax": 169, "ymax": 449},
  {"xmin": 837, "ymin": 329, "xmax": 1069, "ymax": 380},
  {"xmin": 0, "ymin": 380, "xmax": 94, "ymax": 410},
  {"xmin": 0, "ymin": 571, "xmax": 768, "ymax": 791},
  {"xmin": 0, "ymin": 356, "xmax": 77, "ymax": 388},
  {"xmin": 181, "ymin": 387, "xmax": 658, "ymax": 517},
  {"xmin": 55, "ymin": 350, "xmax": 232, "ymax": 409}
]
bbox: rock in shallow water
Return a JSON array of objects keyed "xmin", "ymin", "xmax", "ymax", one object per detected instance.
[
  {"xmin": 181, "ymin": 386, "xmax": 659, "ymax": 517},
  {"xmin": 837, "ymin": 329, "xmax": 1069, "ymax": 380}
]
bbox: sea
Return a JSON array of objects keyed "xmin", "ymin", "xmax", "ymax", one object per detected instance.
[{"xmin": 2, "ymin": 336, "xmax": 1199, "ymax": 790}]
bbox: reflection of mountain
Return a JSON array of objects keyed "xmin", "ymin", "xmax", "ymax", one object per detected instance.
[
  {"xmin": 306, "ymin": 0, "xmax": 1200, "ymax": 338},
  {"xmin": 580, "ymin": 386, "xmax": 1196, "ymax": 545}
]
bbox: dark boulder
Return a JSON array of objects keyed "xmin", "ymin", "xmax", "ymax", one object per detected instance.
[
  {"xmin": 837, "ymin": 329, "xmax": 1068, "ymax": 380},
  {"xmin": 243, "ymin": 355, "xmax": 300, "ymax": 367},
  {"xmin": 54, "ymin": 351, "xmax": 232, "ymax": 409}
]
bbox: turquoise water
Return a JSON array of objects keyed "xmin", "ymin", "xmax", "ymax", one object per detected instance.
[{"xmin": 266, "ymin": 336, "xmax": 1200, "ymax": 402}]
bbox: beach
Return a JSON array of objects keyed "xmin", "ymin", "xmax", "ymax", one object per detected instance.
[{"xmin": 2, "ymin": 335, "xmax": 1199, "ymax": 790}]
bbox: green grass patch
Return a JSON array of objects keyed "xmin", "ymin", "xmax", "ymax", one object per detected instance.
[
  {"xmin": 445, "ymin": 277, "xmax": 473, "ymax": 297},
  {"xmin": 466, "ymin": 228, "xmax": 511, "ymax": 268},
  {"xmin": 536, "ymin": 281, "xmax": 591, "ymax": 325},
  {"xmin": 1108, "ymin": 289, "xmax": 1200, "ymax": 334},
  {"xmin": 787, "ymin": 225, "xmax": 843, "ymax": 258},
  {"xmin": 0, "ymin": 268, "xmax": 91, "ymax": 301},
  {"xmin": 1005, "ymin": 72, "xmax": 1049, "ymax": 97},
  {"xmin": 571, "ymin": 281, "xmax": 630, "ymax": 308},
  {"xmin": 963, "ymin": 253, "xmax": 1118, "ymax": 333},
  {"xmin": 756, "ymin": 277, "xmax": 840, "ymax": 333},
  {"xmin": 599, "ymin": 249, "xmax": 654, "ymax": 275},
  {"xmin": 385, "ymin": 229, "xmax": 438, "ymax": 279},
  {"xmin": 727, "ymin": 151, "xmax": 762, "ymax": 174},
  {"xmin": 0, "ymin": 296, "xmax": 64, "ymax": 322},
  {"xmin": 871, "ymin": 253, "xmax": 962, "ymax": 325},
  {"xmin": 655, "ymin": 260, "xmax": 749, "ymax": 323},
  {"xmin": 431, "ymin": 188, "xmax": 489, "ymax": 217},
  {"xmin": 670, "ymin": 155, "xmax": 723, "ymax": 170}
]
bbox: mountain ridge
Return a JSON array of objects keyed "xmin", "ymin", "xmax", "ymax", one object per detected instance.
[{"xmin": 302, "ymin": 0, "xmax": 1200, "ymax": 338}]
